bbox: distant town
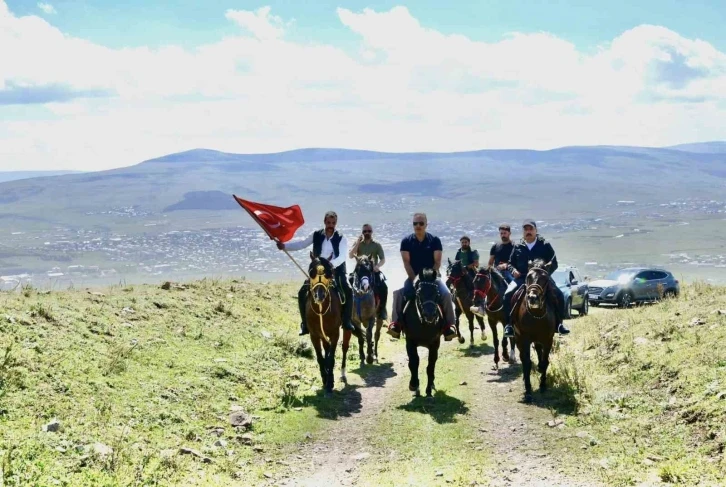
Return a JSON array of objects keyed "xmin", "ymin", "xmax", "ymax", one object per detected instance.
[{"xmin": 1, "ymin": 197, "xmax": 725, "ymax": 290}]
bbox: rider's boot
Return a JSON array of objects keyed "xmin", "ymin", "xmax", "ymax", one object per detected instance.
[
  {"xmin": 386, "ymin": 321, "xmax": 401, "ymax": 339},
  {"xmin": 504, "ymin": 323, "xmax": 514, "ymax": 338},
  {"xmin": 443, "ymin": 323, "xmax": 458, "ymax": 341},
  {"xmin": 557, "ymin": 323, "xmax": 570, "ymax": 335},
  {"xmin": 299, "ymin": 321, "xmax": 309, "ymax": 336}
]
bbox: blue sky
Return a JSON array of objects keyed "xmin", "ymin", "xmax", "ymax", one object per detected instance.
[
  {"xmin": 8, "ymin": 0, "xmax": 726, "ymax": 50},
  {"xmin": 2, "ymin": 1, "xmax": 726, "ymax": 170}
]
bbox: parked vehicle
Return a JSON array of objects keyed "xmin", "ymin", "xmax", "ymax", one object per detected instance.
[
  {"xmin": 587, "ymin": 267, "xmax": 680, "ymax": 308},
  {"xmin": 551, "ymin": 266, "xmax": 589, "ymax": 318}
]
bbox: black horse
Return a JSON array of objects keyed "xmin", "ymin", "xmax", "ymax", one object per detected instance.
[{"xmin": 400, "ymin": 268, "xmax": 444, "ymax": 398}]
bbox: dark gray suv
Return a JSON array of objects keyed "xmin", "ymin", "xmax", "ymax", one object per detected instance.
[{"xmin": 587, "ymin": 267, "xmax": 680, "ymax": 308}]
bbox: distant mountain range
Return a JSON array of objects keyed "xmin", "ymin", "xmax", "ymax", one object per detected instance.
[
  {"xmin": 0, "ymin": 170, "xmax": 82, "ymax": 183},
  {"xmin": 0, "ymin": 142, "xmax": 724, "ymax": 232}
]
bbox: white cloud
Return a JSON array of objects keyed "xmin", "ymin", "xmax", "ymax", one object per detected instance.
[
  {"xmin": 37, "ymin": 2, "xmax": 55, "ymax": 15},
  {"xmin": 1, "ymin": 1, "xmax": 725, "ymax": 171}
]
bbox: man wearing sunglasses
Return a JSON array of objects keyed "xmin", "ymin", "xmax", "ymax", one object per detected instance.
[
  {"xmin": 386, "ymin": 213, "xmax": 458, "ymax": 341},
  {"xmin": 348, "ymin": 223, "xmax": 388, "ymax": 321}
]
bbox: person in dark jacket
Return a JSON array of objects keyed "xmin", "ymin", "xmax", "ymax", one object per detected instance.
[
  {"xmin": 277, "ymin": 211, "xmax": 356, "ymax": 336},
  {"xmin": 501, "ymin": 219, "xmax": 570, "ymax": 337}
]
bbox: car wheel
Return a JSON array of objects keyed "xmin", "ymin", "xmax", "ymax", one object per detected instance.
[
  {"xmin": 580, "ymin": 298, "xmax": 589, "ymax": 316},
  {"xmin": 619, "ymin": 291, "xmax": 633, "ymax": 309},
  {"xmin": 565, "ymin": 298, "xmax": 573, "ymax": 319}
]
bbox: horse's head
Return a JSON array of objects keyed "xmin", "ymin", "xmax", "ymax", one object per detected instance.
[
  {"xmin": 353, "ymin": 255, "xmax": 374, "ymax": 293},
  {"xmin": 446, "ymin": 258, "xmax": 464, "ymax": 280},
  {"xmin": 415, "ymin": 268, "xmax": 441, "ymax": 326},
  {"xmin": 526, "ymin": 259, "xmax": 550, "ymax": 310},
  {"xmin": 309, "ymin": 252, "xmax": 334, "ymax": 305}
]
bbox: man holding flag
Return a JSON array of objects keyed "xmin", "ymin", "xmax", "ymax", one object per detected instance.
[{"xmin": 277, "ymin": 211, "xmax": 356, "ymax": 336}]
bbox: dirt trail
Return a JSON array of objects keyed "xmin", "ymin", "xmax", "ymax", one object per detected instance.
[
  {"xmin": 265, "ymin": 339, "xmax": 602, "ymax": 487},
  {"xmin": 465, "ymin": 346, "xmax": 602, "ymax": 487},
  {"xmin": 279, "ymin": 351, "xmax": 410, "ymax": 487}
]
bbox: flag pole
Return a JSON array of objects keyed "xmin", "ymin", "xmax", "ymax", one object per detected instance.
[{"xmin": 234, "ymin": 195, "xmax": 309, "ymax": 279}]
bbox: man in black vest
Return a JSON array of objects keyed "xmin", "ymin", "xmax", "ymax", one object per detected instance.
[
  {"xmin": 277, "ymin": 211, "xmax": 356, "ymax": 336},
  {"xmin": 501, "ymin": 219, "xmax": 570, "ymax": 338}
]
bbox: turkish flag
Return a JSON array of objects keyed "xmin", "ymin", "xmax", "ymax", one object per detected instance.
[{"xmin": 233, "ymin": 195, "xmax": 305, "ymax": 243}]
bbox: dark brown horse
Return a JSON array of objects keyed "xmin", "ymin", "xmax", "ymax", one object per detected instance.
[
  {"xmin": 305, "ymin": 254, "xmax": 345, "ymax": 395},
  {"xmin": 471, "ymin": 266, "xmax": 516, "ymax": 369},
  {"xmin": 400, "ymin": 268, "xmax": 444, "ymax": 398},
  {"xmin": 446, "ymin": 259, "xmax": 485, "ymax": 346},
  {"xmin": 511, "ymin": 259, "xmax": 557, "ymax": 403}
]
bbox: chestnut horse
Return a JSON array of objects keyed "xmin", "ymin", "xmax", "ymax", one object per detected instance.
[
  {"xmin": 471, "ymin": 266, "xmax": 516, "ymax": 369},
  {"xmin": 445, "ymin": 259, "xmax": 486, "ymax": 346},
  {"xmin": 511, "ymin": 259, "xmax": 557, "ymax": 403},
  {"xmin": 306, "ymin": 254, "xmax": 366, "ymax": 395}
]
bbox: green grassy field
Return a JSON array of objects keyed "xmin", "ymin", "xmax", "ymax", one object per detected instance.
[{"xmin": 1, "ymin": 277, "xmax": 725, "ymax": 486}]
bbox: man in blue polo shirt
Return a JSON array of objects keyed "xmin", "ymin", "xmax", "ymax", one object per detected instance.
[{"xmin": 386, "ymin": 212, "xmax": 457, "ymax": 341}]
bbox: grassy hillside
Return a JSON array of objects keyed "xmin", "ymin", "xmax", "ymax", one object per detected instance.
[
  {"xmin": 550, "ymin": 283, "xmax": 726, "ymax": 486},
  {"xmin": 2, "ymin": 277, "xmax": 725, "ymax": 486},
  {"xmin": 0, "ymin": 278, "xmax": 363, "ymax": 486}
]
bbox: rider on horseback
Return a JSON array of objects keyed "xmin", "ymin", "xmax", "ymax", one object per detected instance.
[
  {"xmin": 489, "ymin": 224, "xmax": 515, "ymax": 284},
  {"xmin": 386, "ymin": 213, "xmax": 458, "ymax": 341},
  {"xmin": 454, "ymin": 235, "xmax": 479, "ymax": 281},
  {"xmin": 348, "ymin": 223, "xmax": 388, "ymax": 321},
  {"xmin": 277, "ymin": 211, "xmax": 356, "ymax": 336},
  {"xmin": 501, "ymin": 219, "xmax": 570, "ymax": 338}
]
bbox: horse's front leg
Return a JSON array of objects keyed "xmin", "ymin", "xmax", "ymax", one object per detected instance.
[
  {"xmin": 476, "ymin": 314, "xmax": 486, "ymax": 341},
  {"xmin": 488, "ymin": 316, "xmax": 500, "ymax": 369},
  {"xmin": 426, "ymin": 342, "xmax": 439, "ymax": 398},
  {"xmin": 365, "ymin": 315, "xmax": 374, "ymax": 364},
  {"xmin": 324, "ymin": 338, "xmax": 337, "ymax": 395},
  {"xmin": 341, "ymin": 329, "xmax": 351, "ymax": 383},
  {"xmin": 374, "ymin": 317, "xmax": 383, "ymax": 363},
  {"xmin": 406, "ymin": 339, "xmax": 420, "ymax": 396},
  {"xmin": 519, "ymin": 338, "xmax": 533, "ymax": 403},
  {"xmin": 467, "ymin": 311, "xmax": 475, "ymax": 346},
  {"xmin": 312, "ymin": 338, "xmax": 326, "ymax": 388},
  {"xmin": 357, "ymin": 321, "xmax": 366, "ymax": 367},
  {"xmin": 539, "ymin": 341, "xmax": 552, "ymax": 393}
]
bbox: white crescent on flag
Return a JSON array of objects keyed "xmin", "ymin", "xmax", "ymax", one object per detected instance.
[{"xmin": 253, "ymin": 210, "xmax": 281, "ymax": 228}]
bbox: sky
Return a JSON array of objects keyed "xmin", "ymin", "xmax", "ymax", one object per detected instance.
[{"xmin": 2, "ymin": 0, "xmax": 726, "ymax": 171}]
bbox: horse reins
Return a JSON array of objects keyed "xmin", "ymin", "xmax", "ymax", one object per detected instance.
[
  {"xmin": 415, "ymin": 281, "xmax": 441, "ymax": 325},
  {"xmin": 473, "ymin": 270, "xmax": 503, "ymax": 313},
  {"xmin": 524, "ymin": 275, "xmax": 549, "ymax": 320}
]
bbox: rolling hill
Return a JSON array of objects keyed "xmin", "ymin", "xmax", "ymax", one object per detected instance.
[{"xmin": 0, "ymin": 144, "xmax": 725, "ymax": 233}]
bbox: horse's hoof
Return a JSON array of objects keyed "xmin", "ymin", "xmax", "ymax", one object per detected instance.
[
  {"xmin": 524, "ymin": 392, "xmax": 533, "ymax": 403},
  {"xmin": 409, "ymin": 382, "xmax": 418, "ymax": 392},
  {"xmin": 425, "ymin": 394, "xmax": 434, "ymax": 401},
  {"xmin": 458, "ymin": 336, "xmax": 466, "ymax": 344},
  {"xmin": 366, "ymin": 355, "xmax": 374, "ymax": 365},
  {"xmin": 414, "ymin": 389, "xmax": 421, "ymax": 397}
]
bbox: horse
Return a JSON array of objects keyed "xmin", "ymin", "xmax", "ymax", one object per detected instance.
[
  {"xmin": 305, "ymin": 253, "xmax": 344, "ymax": 395},
  {"xmin": 511, "ymin": 259, "xmax": 557, "ymax": 403},
  {"xmin": 400, "ymin": 268, "xmax": 444, "ymax": 398},
  {"xmin": 446, "ymin": 258, "xmax": 485, "ymax": 346},
  {"xmin": 343, "ymin": 255, "xmax": 382, "ymax": 378},
  {"xmin": 471, "ymin": 266, "xmax": 516, "ymax": 369}
]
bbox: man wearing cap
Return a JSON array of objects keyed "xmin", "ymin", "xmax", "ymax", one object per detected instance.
[
  {"xmin": 454, "ymin": 235, "xmax": 479, "ymax": 280},
  {"xmin": 501, "ymin": 219, "xmax": 570, "ymax": 337}
]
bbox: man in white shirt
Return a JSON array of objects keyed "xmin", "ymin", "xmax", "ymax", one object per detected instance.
[{"xmin": 277, "ymin": 211, "xmax": 355, "ymax": 336}]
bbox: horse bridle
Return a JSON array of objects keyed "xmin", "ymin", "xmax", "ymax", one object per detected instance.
[
  {"xmin": 525, "ymin": 268, "xmax": 550, "ymax": 320},
  {"xmin": 415, "ymin": 281, "xmax": 442, "ymax": 326},
  {"xmin": 473, "ymin": 269, "xmax": 503, "ymax": 313},
  {"xmin": 309, "ymin": 264, "xmax": 333, "ymax": 317},
  {"xmin": 351, "ymin": 262, "xmax": 374, "ymax": 297}
]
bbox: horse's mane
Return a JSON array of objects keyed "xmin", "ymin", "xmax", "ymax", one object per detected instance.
[
  {"xmin": 529, "ymin": 259, "xmax": 547, "ymax": 271},
  {"xmin": 488, "ymin": 266, "xmax": 507, "ymax": 290},
  {"xmin": 419, "ymin": 268, "xmax": 437, "ymax": 282},
  {"xmin": 309, "ymin": 255, "xmax": 334, "ymax": 277}
]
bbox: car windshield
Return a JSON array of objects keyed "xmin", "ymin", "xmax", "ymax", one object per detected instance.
[
  {"xmin": 604, "ymin": 270, "xmax": 636, "ymax": 284},
  {"xmin": 551, "ymin": 270, "xmax": 569, "ymax": 285}
]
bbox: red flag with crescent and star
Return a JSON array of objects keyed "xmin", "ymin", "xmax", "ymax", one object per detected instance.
[{"xmin": 233, "ymin": 195, "xmax": 305, "ymax": 243}]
